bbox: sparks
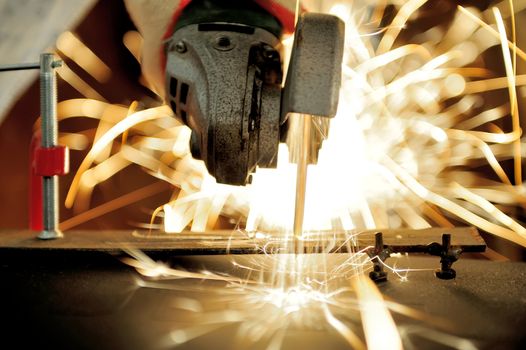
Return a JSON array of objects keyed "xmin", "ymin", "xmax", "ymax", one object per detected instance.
[{"xmin": 54, "ymin": 0, "xmax": 526, "ymax": 348}]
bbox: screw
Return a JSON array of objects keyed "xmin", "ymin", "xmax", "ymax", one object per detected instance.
[
  {"xmin": 175, "ymin": 41, "xmax": 187, "ymax": 53},
  {"xmin": 213, "ymin": 36, "xmax": 234, "ymax": 51},
  {"xmin": 263, "ymin": 47, "xmax": 277, "ymax": 59},
  {"xmin": 216, "ymin": 36, "xmax": 230, "ymax": 47}
]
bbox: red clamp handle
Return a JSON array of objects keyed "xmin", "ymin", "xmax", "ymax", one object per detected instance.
[
  {"xmin": 29, "ymin": 132, "xmax": 70, "ymax": 231},
  {"xmin": 33, "ymin": 146, "xmax": 69, "ymax": 176}
]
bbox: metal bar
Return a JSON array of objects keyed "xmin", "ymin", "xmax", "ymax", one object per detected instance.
[
  {"xmin": 38, "ymin": 53, "xmax": 63, "ymax": 240},
  {"xmin": 293, "ymin": 114, "xmax": 311, "ymax": 253},
  {"xmin": 0, "ymin": 62, "xmax": 40, "ymax": 72},
  {"xmin": 0, "ymin": 227, "xmax": 486, "ymax": 254}
]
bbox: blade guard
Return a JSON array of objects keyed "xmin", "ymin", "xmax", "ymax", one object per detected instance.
[{"xmin": 282, "ymin": 13, "xmax": 345, "ymax": 120}]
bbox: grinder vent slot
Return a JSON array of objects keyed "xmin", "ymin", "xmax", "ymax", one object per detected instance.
[
  {"xmin": 169, "ymin": 77, "xmax": 178, "ymax": 98},
  {"xmin": 180, "ymin": 83, "xmax": 189, "ymax": 104},
  {"xmin": 168, "ymin": 77, "xmax": 189, "ymax": 124}
]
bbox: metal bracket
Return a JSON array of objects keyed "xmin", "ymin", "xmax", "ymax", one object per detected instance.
[
  {"xmin": 427, "ymin": 233, "xmax": 462, "ymax": 280},
  {"xmin": 366, "ymin": 232, "xmax": 466, "ymax": 283},
  {"xmin": 367, "ymin": 232, "xmax": 392, "ymax": 283}
]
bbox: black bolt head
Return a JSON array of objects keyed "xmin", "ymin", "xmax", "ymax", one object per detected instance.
[
  {"xmin": 369, "ymin": 270, "xmax": 388, "ymax": 283},
  {"xmin": 435, "ymin": 268, "xmax": 456, "ymax": 280}
]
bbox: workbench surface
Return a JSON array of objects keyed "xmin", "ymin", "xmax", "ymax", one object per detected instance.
[{"xmin": 0, "ymin": 250, "xmax": 524, "ymax": 349}]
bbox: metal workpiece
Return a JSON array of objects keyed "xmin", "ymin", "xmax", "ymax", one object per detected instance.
[
  {"xmin": 281, "ymin": 13, "xmax": 345, "ymax": 120},
  {"xmin": 38, "ymin": 53, "xmax": 63, "ymax": 240},
  {"xmin": 292, "ymin": 114, "xmax": 311, "ymax": 250},
  {"xmin": 165, "ymin": 24, "xmax": 282, "ymax": 185},
  {"xmin": 0, "ymin": 227, "xmax": 486, "ymax": 254}
]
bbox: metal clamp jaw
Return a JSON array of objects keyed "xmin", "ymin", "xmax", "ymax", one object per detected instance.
[
  {"xmin": 0, "ymin": 53, "xmax": 67, "ymax": 239},
  {"xmin": 428, "ymin": 233, "xmax": 462, "ymax": 280},
  {"xmin": 165, "ymin": 13, "xmax": 345, "ymax": 185},
  {"xmin": 367, "ymin": 232, "xmax": 466, "ymax": 283},
  {"xmin": 367, "ymin": 232, "xmax": 392, "ymax": 283}
]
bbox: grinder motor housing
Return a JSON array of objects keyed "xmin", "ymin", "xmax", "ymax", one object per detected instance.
[{"xmin": 164, "ymin": 0, "xmax": 345, "ymax": 185}]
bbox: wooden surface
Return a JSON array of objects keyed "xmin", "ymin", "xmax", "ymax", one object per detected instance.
[{"xmin": 0, "ymin": 227, "xmax": 486, "ymax": 254}]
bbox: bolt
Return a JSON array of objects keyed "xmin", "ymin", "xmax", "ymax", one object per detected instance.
[
  {"xmin": 434, "ymin": 233, "xmax": 458, "ymax": 280},
  {"xmin": 369, "ymin": 232, "xmax": 388, "ymax": 283},
  {"xmin": 435, "ymin": 267, "xmax": 456, "ymax": 280},
  {"xmin": 38, "ymin": 53, "xmax": 63, "ymax": 240},
  {"xmin": 374, "ymin": 232, "xmax": 383, "ymax": 252},
  {"xmin": 263, "ymin": 47, "xmax": 277, "ymax": 59},
  {"xmin": 369, "ymin": 265, "xmax": 388, "ymax": 283}
]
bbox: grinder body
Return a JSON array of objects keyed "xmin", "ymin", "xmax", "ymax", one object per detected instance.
[{"xmin": 164, "ymin": 0, "xmax": 344, "ymax": 185}]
